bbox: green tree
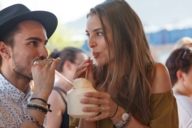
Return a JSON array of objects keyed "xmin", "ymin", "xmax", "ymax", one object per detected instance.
[{"xmin": 47, "ymin": 23, "xmax": 84, "ymax": 54}]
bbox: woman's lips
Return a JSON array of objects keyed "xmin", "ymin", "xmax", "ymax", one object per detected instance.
[{"xmin": 92, "ymin": 52, "xmax": 99, "ymax": 58}]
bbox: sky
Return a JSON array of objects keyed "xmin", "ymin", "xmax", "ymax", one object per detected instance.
[
  {"xmin": 0, "ymin": 0, "xmax": 105, "ymax": 23},
  {"xmin": 1, "ymin": 0, "xmax": 191, "ymax": 63},
  {"xmin": 1, "ymin": 0, "xmax": 192, "ymax": 32}
]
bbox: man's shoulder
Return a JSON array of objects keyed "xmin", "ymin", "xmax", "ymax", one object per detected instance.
[
  {"xmin": 175, "ymin": 94, "xmax": 192, "ymax": 109},
  {"xmin": 0, "ymin": 87, "xmax": 24, "ymax": 127},
  {"xmin": 0, "ymin": 88, "xmax": 6, "ymax": 100}
]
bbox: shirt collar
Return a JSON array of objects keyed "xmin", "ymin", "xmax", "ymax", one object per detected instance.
[{"xmin": 0, "ymin": 74, "xmax": 29, "ymax": 102}]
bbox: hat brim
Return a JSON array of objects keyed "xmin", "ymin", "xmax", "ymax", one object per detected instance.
[{"xmin": 0, "ymin": 11, "xmax": 58, "ymax": 39}]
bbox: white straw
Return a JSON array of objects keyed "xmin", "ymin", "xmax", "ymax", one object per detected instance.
[{"xmin": 55, "ymin": 70, "xmax": 73, "ymax": 86}]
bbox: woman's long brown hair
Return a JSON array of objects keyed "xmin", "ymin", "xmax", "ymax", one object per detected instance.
[{"xmin": 88, "ymin": 0, "xmax": 155, "ymax": 125}]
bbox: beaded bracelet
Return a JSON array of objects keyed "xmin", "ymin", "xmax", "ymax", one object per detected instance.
[
  {"xmin": 24, "ymin": 114, "xmax": 44, "ymax": 128},
  {"xmin": 27, "ymin": 103, "xmax": 51, "ymax": 114},
  {"xmin": 28, "ymin": 98, "xmax": 52, "ymax": 113}
]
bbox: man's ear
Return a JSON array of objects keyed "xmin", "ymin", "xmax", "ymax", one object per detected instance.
[
  {"xmin": 176, "ymin": 70, "xmax": 184, "ymax": 81},
  {"xmin": 0, "ymin": 41, "xmax": 11, "ymax": 59}
]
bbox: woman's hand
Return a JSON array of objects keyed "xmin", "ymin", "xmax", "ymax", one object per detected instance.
[
  {"xmin": 74, "ymin": 58, "xmax": 94, "ymax": 84},
  {"xmin": 80, "ymin": 91, "xmax": 118, "ymax": 121}
]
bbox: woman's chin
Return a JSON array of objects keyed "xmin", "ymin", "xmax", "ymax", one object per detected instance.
[{"xmin": 95, "ymin": 59, "xmax": 107, "ymax": 67}]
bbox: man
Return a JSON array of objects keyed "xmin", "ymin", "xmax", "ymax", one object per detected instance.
[
  {"xmin": 166, "ymin": 48, "xmax": 192, "ymax": 128},
  {"xmin": 0, "ymin": 4, "xmax": 59, "ymax": 128}
]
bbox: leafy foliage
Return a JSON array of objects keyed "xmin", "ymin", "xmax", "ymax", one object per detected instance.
[{"xmin": 46, "ymin": 23, "xmax": 84, "ymax": 54}]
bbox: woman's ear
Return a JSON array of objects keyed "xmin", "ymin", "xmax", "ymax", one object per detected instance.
[{"xmin": 0, "ymin": 42, "xmax": 11, "ymax": 59}]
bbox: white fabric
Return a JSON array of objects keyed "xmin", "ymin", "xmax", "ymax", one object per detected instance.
[
  {"xmin": 174, "ymin": 92, "xmax": 192, "ymax": 128},
  {"xmin": 0, "ymin": 74, "xmax": 30, "ymax": 128}
]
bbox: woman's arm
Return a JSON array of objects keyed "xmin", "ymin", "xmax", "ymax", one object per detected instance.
[
  {"xmin": 110, "ymin": 105, "xmax": 149, "ymax": 128},
  {"xmin": 149, "ymin": 63, "xmax": 178, "ymax": 128},
  {"xmin": 151, "ymin": 63, "xmax": 172, "ymax": 93},
  {"xmin": 110, "ymin": 64, "xmax": 172, "ymax": 128},
  {"xmin": 80, "ymin": 91, "xmax": 148, "ymax": 128},
  {"xmin": 44, "ymin": 91, "xmax": 65, "ymax": 128}
]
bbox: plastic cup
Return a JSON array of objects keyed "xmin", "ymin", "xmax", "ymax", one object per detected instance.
[{"xmin": 67, "ymin": 78, "xmax": 98, "ymax": 118}]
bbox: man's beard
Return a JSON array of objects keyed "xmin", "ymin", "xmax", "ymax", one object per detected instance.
[
  {"xmin": 13, "ymin": 67, "xmax": 32, "ymax": 81},
  {"xmin": 12, "ymin": 58, "xmax": 32, "ymax": 81}
]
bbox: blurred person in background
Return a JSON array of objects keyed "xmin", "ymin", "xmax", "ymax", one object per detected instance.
[
  {"xmin": 75, "ymin": 0, "xmax": 178, "ymax": 128},
  {"xmin": 166, "ymin": 47, "xmax": 192, "ymax": 128},
  {"xmin": 174, "ymin": 37, "xmax": 192, "ymax": 50},
  {"xmin": 45, "ymin": 47, "xmax": 88, "ymax": 128}
]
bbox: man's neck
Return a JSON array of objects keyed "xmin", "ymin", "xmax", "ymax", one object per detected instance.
[
  {"xmin": 173, "ymin": 82, "xmax": 192, "ymax": 98},
  {"xmin": 1, "ymin": 68, "xmax": 30, "ymax": 93}
]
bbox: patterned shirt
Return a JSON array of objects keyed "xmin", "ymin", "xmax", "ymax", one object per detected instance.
[{"xmin": 0, "ymin": 74, "xmax": 31, "ymax": 128}]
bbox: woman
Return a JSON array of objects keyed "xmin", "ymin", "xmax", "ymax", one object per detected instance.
[
  {"xmin": 45, "ymin": 47, "xmax": 88, "ymax": 128},
  {"xmin": 166, "ymin": 48, "xmax": 192, "ymax": 128},
  {"xmin": 76, "ymin": 0, "xmax": 178, "ymax": 128}
]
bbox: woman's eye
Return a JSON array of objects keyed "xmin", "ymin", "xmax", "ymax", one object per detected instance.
[
  {"xmin": 97, "ymin": 31, "xmax": 104, "ymax": 36},
  {"xmin": 86, "ymin": 32, "xmax": 90, "ymax": 37}
]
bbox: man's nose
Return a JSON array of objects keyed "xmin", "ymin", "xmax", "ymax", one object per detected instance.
[{"xmin": 38, "ymin": 46, "xmax": 48, "ymax": 59}]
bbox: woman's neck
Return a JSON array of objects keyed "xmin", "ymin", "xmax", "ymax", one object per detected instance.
[{"xmin": 1, "ymin": 67, "xmax": 30, "ymax": 93}]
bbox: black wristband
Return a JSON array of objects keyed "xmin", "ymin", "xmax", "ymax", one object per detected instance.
[
  {"xmin": 27, "ymin": 104, "xmax": 49, "ymax": 114},
  {"xmin": 30, "ymin": 97, "xmax": 47, "ymax": 104}
]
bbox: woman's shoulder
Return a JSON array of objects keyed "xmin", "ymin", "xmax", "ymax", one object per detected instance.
[
  {"xmin": 151, "ymin": 63, "xmax": 172, "ymax": 94},
  {"xmin": 48, "ymin": 88, "xmax": 66, "ymax": 112}
]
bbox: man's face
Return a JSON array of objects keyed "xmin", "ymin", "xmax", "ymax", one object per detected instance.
[
  {"xmin": 8, "ymin": 20, "xmax": 48, "ymax": 80},
  {"xmin": 182, "ymin": 66, "xmax": 192, "ymax": 95}
]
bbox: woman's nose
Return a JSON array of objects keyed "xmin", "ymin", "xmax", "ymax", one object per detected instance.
[{"xmin": 88, "ymin": 36, "xmax": 96, "ymax": 48}]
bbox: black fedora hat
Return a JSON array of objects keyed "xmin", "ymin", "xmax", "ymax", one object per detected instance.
[{"xmin": 0, "ymin": 4, "xmax": 58, "ymax": 39}]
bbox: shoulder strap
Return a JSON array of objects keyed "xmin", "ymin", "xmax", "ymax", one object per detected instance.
[
  {"xmin": 53, "ymin": 87, "xmax": 69, "ymax": 128},
  {"xmin": 53, "ymin": 87, "xmax": 67, "ymax": 105}
]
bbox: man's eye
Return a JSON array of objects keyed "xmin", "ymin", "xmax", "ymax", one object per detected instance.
[{"xmin": 29, "ymin": 41, "xmax": 38, "ymax": 46}]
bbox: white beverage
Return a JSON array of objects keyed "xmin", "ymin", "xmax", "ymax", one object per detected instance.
[{"xmin": 67, "ymin": 78, "xmax": 98, "ymax": 118}]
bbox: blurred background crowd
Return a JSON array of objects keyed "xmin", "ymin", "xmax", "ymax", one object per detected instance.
[{"xmin": 1, "ymin": 0, "xmax": 192, "ymax": 63}]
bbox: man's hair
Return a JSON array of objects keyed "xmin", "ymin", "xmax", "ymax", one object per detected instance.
[
  {"xmin": 0, "ymin": 24, "xmax": 21, "ymax": 66},
  {"xmin": 166, "ymin": 48, "xmax": 192, "ymax": 85},
  {"xmin": 0, "ymin": 24, "xmax": 20, "ymax": 46}
]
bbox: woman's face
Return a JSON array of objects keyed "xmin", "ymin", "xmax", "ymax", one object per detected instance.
[{"xmin": 86, "ymin": 14, "xmax": 113, "ymax": 66}]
